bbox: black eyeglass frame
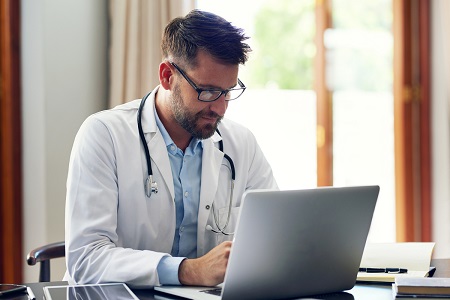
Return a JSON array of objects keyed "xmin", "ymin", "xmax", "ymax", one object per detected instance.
[{"xmin": 170, "ymin": 62, "xmax": 246, "ymax": 102}]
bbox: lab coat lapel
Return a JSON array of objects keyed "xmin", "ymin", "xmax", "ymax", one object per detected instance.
[
  {"xmin": 148, "ymin": 131, "xmax": 175, "ymax": 200},
  {"xmin": 142, "ymin": 87, "xmax": 175, "ymax": 200},
  {"xmin": 197, "ymin": 134, "xmax": 223, "ymax": 255}
]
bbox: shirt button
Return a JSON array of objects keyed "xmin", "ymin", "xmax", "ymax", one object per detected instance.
[
  {"xmin": 184, "ymin": 191, "xmax": 189, "ymax": 197},
  {"xmin": 170, "ymin": 145, "xmax": 176, "ymax": 151},
  {"xmin": 205, "ymin": 205, "xmax": 210, "ymax": 210},
  {"xmin": 180, "ymin": 226, "xmax": 184, "ymax": 232}
]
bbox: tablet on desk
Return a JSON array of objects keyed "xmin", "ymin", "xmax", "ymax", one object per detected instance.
[
  {"xmin": 0, "ymin": 284, "xmax": 27, "ymax": 296},
  {"xmin": 43, "ymin": 283, "xmax": 139, "ymax": 300}
]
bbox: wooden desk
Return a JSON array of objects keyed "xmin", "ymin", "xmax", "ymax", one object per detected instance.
[{"xmin": 4, "ymin": 259, "xmax": 449, "ymax": 300}]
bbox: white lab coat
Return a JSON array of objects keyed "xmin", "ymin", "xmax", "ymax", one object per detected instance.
[{"xmin": 64, "ymin": 87, "xmax": 278, "ymax": 287}]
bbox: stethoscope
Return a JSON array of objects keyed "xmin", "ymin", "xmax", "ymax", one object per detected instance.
[{"xmin": 137, "ymin": 92, "xmax": 236, "ymax": 235}]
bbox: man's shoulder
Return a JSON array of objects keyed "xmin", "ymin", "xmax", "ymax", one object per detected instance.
[
  {"xmin": 88, "ymin": 99, "xmax": 141, "ymax": 123},
  {"xmin": 78, "ymin": 99, "xmax": 143, "ymax": 137}
]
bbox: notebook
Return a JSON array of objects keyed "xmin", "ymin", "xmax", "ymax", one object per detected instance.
[{"xmin": 155, "ymin": 185, "xmax": 379, "ymax": 300}]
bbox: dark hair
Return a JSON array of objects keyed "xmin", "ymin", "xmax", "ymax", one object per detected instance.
[{"xmin": 161, "ymin": 10, "xmax": 251, "ymax": 67}]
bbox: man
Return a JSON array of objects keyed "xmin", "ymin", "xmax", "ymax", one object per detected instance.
[{"xmin": 64, "ymin": 10, "xmax": 277, "ymax": 288}]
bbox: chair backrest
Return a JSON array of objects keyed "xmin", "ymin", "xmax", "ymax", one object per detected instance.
[{"xmin": 26, "ymin": 241, "xmax": 65, "ymax": 282}]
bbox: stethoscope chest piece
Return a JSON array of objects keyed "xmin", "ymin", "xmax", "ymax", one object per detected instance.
[{"xmin": 145, "ymin": 175, "xmax": 158, "ymax": 198}]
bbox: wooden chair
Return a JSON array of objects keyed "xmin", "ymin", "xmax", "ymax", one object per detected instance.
[{"xmin": 26, "ymin": 241, "xmax": 65, "ymax": 282}]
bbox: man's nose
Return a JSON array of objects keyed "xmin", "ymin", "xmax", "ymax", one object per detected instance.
[{"xmin": 209, "ymin": 95, "xmax": 228, "ymax": 116}]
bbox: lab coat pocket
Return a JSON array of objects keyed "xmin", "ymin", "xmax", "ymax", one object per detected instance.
[
  {"xmin": 217, "ymin": 206, "xmax": 240, "ymax": 233},
  {"xmin": 212, "ymin": 206, "xmax": 240, "ymax": 244},
  {"xmin": 202, "ymin": 205, "xmax": 235, "ymax": 254}
]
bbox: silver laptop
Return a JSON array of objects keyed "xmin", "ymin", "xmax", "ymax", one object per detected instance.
[{"xmin": 155, "ymin": 185, "xmax": 379, "ymax": 300}]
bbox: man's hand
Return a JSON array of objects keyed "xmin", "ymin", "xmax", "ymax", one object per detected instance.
[{"xmin": 178, "ymin": 241, "xmax": 232, "ymax": 286}]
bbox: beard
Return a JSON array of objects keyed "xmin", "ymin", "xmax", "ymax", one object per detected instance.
[{"xmin": 170, "ymin": 83, "xmax": 223, "ymax": 139}]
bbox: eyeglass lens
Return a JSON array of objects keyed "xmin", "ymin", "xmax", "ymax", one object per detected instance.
[{"xmin": 199, "ymin": 89, "xmax": 245, "ymax": 102}]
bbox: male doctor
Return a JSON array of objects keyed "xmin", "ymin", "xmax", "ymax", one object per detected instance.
[{"xmin": 64, "ymin": 10, "xmax": 278, "ymax": 288}]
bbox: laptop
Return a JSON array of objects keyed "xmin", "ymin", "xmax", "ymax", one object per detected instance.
[{"xmin": 155, "ymin": 185, "xmax": 379, "ymax": 300}]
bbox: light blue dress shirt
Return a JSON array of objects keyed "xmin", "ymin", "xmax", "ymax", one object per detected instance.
[{"xmin": 154, "ymin": 107, "xmax": 203, "ymax": 285}]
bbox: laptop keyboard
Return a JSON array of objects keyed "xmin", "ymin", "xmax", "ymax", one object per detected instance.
[{"xmin": 200, "ymin": 287, "xmax": 222, "ymax": 296}]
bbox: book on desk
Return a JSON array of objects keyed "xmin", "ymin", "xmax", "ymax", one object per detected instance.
[
  {"xmin": 357, "ymin": 242, "xmax": 436, "ymax": 283},
  {"xmin": 392, "ymin": 277, "xmax": 450, "ymax": 299}
]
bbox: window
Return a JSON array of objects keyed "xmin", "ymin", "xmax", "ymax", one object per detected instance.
[
  {"xmin": 197, "ymin": 0, "xmax": 395, "ymax": 242},
  {"xmin": 327, "ymin": 0, "xmax": 395, "ymax": 241}
]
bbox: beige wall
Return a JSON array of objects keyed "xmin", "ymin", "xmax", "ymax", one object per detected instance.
[{"xmin": 21, "ymin": 0, "xmax": 108, "ymax": 282}]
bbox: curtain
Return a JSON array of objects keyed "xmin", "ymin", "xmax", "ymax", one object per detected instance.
[{"xmin": 108, "ymin": 0, "xmax": 194, "ymax": 107}]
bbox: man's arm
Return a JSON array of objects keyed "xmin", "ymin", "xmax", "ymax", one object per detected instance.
[{"xmin": 178, "ymin": 241, "xmax": 232, "ymax": 286}]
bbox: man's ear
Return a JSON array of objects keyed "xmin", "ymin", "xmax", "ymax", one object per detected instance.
[{"xmin": 159, "ymin": 62, "xmax": 173, "ymax": 90}]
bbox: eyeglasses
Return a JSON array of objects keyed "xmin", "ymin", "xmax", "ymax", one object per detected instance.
[{"xmin": 170, "ymin": 62, "xmax": 246, "ymax": 102}]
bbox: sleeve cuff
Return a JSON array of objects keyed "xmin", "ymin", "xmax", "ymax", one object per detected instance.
[{"xmin": 157, "ymin": 256, "xmax": 186, "ymax": 285}]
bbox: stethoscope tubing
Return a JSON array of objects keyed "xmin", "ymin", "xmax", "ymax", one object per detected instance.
[{"xmin": 138, "ymin": 92, "xmax": 158, "ymax": 197}]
